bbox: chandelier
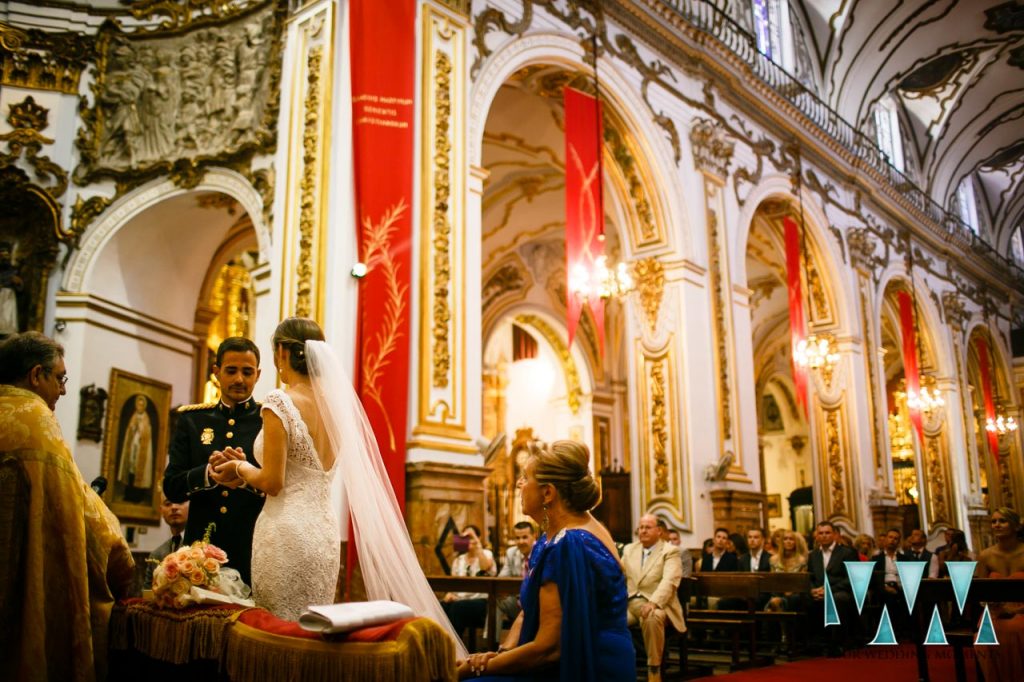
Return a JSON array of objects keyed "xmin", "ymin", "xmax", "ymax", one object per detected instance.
[
  {"xmin": 906, "ymin": 382, "xmax": 945, "ymax": 415},
  {"xmin": 794, "ymin": 333, "xmax": 839, "ymax": 372},
  {"xmin": 986, "ymin": 406, "xmax": 1018, "ymax": 436},
  {"xmin": 568, "ymin": 255, "xmax": 634, "ymax": 301}
]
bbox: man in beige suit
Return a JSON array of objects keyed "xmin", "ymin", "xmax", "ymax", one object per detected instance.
[{"xmin": 622, "ymin": 514, "xmax": 686, "ymax": 682}]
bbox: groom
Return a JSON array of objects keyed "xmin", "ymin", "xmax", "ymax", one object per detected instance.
[{"xmin": 163, "ymin": 337, "xmax": 264, "ymax": 585}]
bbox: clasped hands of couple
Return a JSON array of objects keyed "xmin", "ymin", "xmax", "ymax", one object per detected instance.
[
  {"xmin": 208, "ymin": 447, "xmax": 252, "ymax": 488},
  {"xmin": 456, "ymin": 651, "xmax": 498, "ymax": 679}
]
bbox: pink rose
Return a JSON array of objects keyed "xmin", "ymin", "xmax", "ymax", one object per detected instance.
[
  {"xmin": 203, "ymin": 544, "xmax": 227, "ymax": 563},
  {"xmin": 164, "ymin": 563, "xmax": 180, "ymax": 580},
  {"xmin": 179, "ymin": 560, "xmax": 196, "ymax": 574},
  {"xmin": 189, "ymin": 570, "xmax": 205, "ymax": 585},
  {"xmin": 203, "ymin": 558, "xmax": 220, "ymax": 573}
]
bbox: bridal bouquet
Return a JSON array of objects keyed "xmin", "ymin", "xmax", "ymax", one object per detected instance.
[{"xmin": 149, "ymin": 523, "xmax": 251, "ymax": 608}]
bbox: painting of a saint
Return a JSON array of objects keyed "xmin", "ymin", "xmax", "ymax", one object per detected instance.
[{"xmin": 115, "ymin": 394, "xmax": 157, "ymax": 503}]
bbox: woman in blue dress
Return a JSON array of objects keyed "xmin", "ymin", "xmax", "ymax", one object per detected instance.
[{"xmin": 457, "ymin": 440, "xmax": 634, "ymax": 681}]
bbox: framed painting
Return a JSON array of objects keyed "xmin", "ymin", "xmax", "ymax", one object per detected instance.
[
  {"xmin": 766, "ymin": 493, "xmax": 783, "ymax": 519},
  {"xmin": 101, "ymin": 368, "xmax": 172, "ymax": 523}
]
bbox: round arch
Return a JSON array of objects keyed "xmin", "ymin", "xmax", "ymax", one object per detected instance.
[
  {"xmin": 470, "ymin": 32, "xmax": 690, "ymax": 260},
  {"xmin": 733, "ymin": 175, "xmax": 854, "ymax": 334},
  {"xmin": 874, "ymin": 269, "xmax": 954, "ymax": 380},
  {"xmin": 63, "ymin": 167, "xmax": 271, "ymax": 293}
]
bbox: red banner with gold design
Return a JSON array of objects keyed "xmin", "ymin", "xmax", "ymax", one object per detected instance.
[
  {"xmin": 897, "ymin": 291, "xmax": 924, "ymax": 443},
  {"xmin": 350, "ymin": 0, "xmax": 414, "ymax": 510},
  {"xmin": 783, "ymin": 217, "xmax": 808, "ymax": 417},
  {"xmin": 976, "ymin": 336, "xmax": 1001, "ymax": 465},
  {"xmin": 563, "ymin": 87, "xmax": 605, "ymax": 353}
]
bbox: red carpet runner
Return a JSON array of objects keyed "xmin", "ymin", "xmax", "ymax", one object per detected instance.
[{"xmin": 688, "ymin": 644, "xmax": 977, "ymax": 681}]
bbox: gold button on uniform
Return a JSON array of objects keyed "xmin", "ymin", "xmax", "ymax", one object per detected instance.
[
  {"xmin": 228, "ymin": 419, "xmax": 236, "ymax": 426},
  {"xmin": 219, "ymin": 506, "xmax": 228, "ymax": 514},
  {"xmin": 226, "ymin": 432, "xmax": 234, "ymax": 439},
  {"xmin": 222, "ymin": 490, "xmax": 229, "ymax": 497}
]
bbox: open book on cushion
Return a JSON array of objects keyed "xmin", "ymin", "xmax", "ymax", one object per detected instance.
[{"xmin": 298, "ymin": 600, "xmax": 415, "ymax": 634}]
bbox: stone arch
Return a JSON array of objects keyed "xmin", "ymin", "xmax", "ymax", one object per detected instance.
[
  {"xmin": 470, "ymin": 32, "xmax": 690, "ymax": 260},
  {"xmin": 63, "ymin": 167, "xmax": 270, "ymax": 293},
  {"xmin": 734, "ymin": 174, "xmax": 853, "ymax": 335}
]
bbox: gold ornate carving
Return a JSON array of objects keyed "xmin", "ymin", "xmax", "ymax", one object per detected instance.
[
  {"xmin": 435, "ymin": 0, "xmax": 470, "ymax": 16},
  {"xmin": 361, "ymin": 200, "xmax": 410, "ymax": 451},
  {"xmin": 0, "ymin": 96, "xmax": 68, "ymax": 203},
  {"xmin": 859, "ymin": 284, "xmax": 884, "ymax": 482},
  {"xmin": 604, "ymin": 123, "xmax": 657, "ymax": 243},
  {"xmin": 0, "ymin": 22, "xmax": 94, "ymax": 95},
  {"xmin": 806, "ymin": 259, "xmax": 831, "ymax": 324},
  {"xmin": 69, "ymin": 194, "xmax": 114, "ymax": 245},
  {"xmin": 847, "ymin": 227, "xmax": 881, "ymax": 275},
  {"xmin": 196, "ymin": 193, "xmax": 238, "ymax": 215},
  {"xmin": 482, "ymin": 261, "xmax": 529, "ymax": 313},
  {"xmin": 925, "ymin": 435, "xmax": 950, "ymax": 525},
  {"xmin": 706, "ymin": 203, "xmax": 732, "ymax": 440},
  {"xmin": 127, "ymin": 0, "xmax": 263, "ymax": 32},
  {"xmin": 514, "ymin": 313, "xmax": 582, "ymax": 415},
  {"xmin": 689, "ymin": 118, "xmax": 735, "ymax": 178},
  {"xmin": 432, "ymin": 49, "xmax": 452, "ymax": 389},
  {"xmin": 942, "ymin": 291, "xmax": 969, "ymax": 331},
  {"xmin": 294, "ymin": 45, "xmax": 323, "ymax": 319},
  {"xmin": 74, "ymin": 1, "xmax": 286, "ymax": 191},
  {"xmin": 825, "ymin": 408, "xmax": 846, "ymax": 515},
  {"xmin": 650, "ymin": 359, "xmax": 669, "ymax": 494},
  {"xmin": 633, "ymin": 257, "xmax": 665, "ymax": 334}
]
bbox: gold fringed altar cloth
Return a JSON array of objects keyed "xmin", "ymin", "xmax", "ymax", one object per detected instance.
[{"xmin": 109, "ymin": 599, "xmax": 456, "ymax": 682}]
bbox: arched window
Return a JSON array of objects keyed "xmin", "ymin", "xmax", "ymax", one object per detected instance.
[
  {"xmin": 957, "ymin": 177, "xmax": 980, "ymax": 234},
  {"xmin": 752, "ymin": 0, "xmax": 794, "ymax": 72},
  {"xmin": 1010, "ymin": 226, "xmax": 1023, "ymax": 264},
  {"xmin": 874, "ymin": 98, "xmax": 905, "ymax": 172}
]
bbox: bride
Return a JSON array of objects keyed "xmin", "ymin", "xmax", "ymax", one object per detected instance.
[{"xmin": 212, "ymin": 318, "xmax": 465, "ymax": 654}]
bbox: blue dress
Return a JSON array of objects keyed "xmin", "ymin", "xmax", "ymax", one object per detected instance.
[{"xmin": 478, "ymin": 528, "xmax": 635, "ymax": 681}]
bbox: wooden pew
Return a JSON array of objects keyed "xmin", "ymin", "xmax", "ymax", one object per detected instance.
[
  {"xmin": 685, "ymin": 574, "xmax": 763, "ymax": 669},
  {"xmin": 754, "ymin": 571, "xmax": 811, "ymax": 653},
  {"xmin": 427, "ymin": 575, "xmax": 523, "ymax": 651},
  {"xmin": 912, "ymin": 577, "xmax": 1024, "ymax": 682}
]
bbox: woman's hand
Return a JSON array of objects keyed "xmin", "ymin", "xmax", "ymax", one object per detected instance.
[
  {"xmin": 442, "ymin": 592, "xmax": 457, "ymax": 603},
  {"xmin": 211, "ymin": 460, "xmax": 245, "ymax": 488}
]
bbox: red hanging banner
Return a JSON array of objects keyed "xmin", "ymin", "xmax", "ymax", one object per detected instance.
[
  {"xmin": 563, "ymin": 87, "xmax": 605, "ymax": 354},
  {"xmin": 976, "ymin": 336, "xmax": 1001, "ymax": 465},
  {"xmin": 783, "ymin": 217, "xmax": 808, "ymax": 417},
  {"xmin": 897, "ymin": 291, "xmax": 924, "ymax": 443},
  {"xmin": 350, "ymin": 0, "xmax": 415, "ymax": 509}
]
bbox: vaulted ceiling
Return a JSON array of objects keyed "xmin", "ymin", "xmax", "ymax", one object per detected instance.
[{"xmin": 794, "ymin": 0, "xmax": 1024, "ymax": 244}]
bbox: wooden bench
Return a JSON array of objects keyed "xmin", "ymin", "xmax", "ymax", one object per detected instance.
[
  {"xmin": 754, "ymin": 572, "xmax": 811, "ymax": 653},
  {"xmin": 912, "ymin": 577, "xmax": 1024, "ymax": 682},
  {"xmin": 426, "ymin": 575, "xmax": 522, "ymax": 651},
  {"xmin": 685, "ymin": 574, "xmax": 763, "ymax": 669}
]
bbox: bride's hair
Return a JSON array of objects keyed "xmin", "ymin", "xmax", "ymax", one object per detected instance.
[
  {"xmin": 531, "ymin": 440, "xmax": 601, "ymax": 513},
  {"xmin": 272, "ymin": 317, "xmax": 325, "ymax": 375}
]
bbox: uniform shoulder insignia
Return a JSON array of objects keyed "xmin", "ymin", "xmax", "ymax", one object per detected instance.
[{"xmin": 177, "ymin": 401, "xmax": 218, "ymax": 413}]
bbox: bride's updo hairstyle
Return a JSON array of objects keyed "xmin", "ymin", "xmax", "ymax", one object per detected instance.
[
  {"xmin": 272, "ymin": 317, "xmax": 325, "ymax": 375},
  {"xmin": 531, "ymin": 440, "xmax": 601, "ymax": 513}
]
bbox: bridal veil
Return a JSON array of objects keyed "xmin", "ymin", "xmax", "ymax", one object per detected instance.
[{"xmin": 305, "ymin": 340, "xmax": 468, "ymax": 658}]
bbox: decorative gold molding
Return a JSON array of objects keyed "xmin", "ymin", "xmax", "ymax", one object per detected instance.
[
  {"xmin": 942, "ymin": 291, "xmax": 969, "ymax": 331},
  {"xmin": 824, "ymin": 407, "xmax": 847, "ymax": 516},
  {"xmin": 431, "ymin": 48, "xmax": 453, "ymax": 388},
  {"xmin": 294, "ymin": 45, "xmax": 323, "ymax": 318},
  {"xmin": 706, "ymin": 191, "xmax": 732, "ymax": 441},
  {"xmin": 0, "ymin": 95, "xmax": 69, "ymax": 204},
  {"xmin": 633, "ymin": 257, "xmax": 665, "ymax": 335},
  {"xmin": 515, "ymin": 313, "xmax": 582, "ymax": 415},
  {"xmin": 858, "ymin": 280, "xmax": 885, "ymax": 484},
  {"xmin": 650, "ymin": 359, "xmax": 669, "ymax": 494},
  {"xmin": 126, "ymin": 0, "xmax": 265, "ymax": 32},
  {"xmin": 924, "ymin": 431, "xmax": 951, "ymax": 525},
  {"xmin": 0, "ymin": 22, "xmax": 94, "ymax": 95},
  {"xmin": 196, "ymin": 193, "xmax": 239, "ymax": 215},
  {"xmin": 434, "ymin": 0, "xmax": 470, "ymax": 17},
  {"xmin": 690, "ymin": 117, "xmax": 735, "ymax": 179}
]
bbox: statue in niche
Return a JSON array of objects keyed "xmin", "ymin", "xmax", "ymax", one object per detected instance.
[{"xmin": 0, "ymin": 241, "xmax": 23, "ymax": 336}]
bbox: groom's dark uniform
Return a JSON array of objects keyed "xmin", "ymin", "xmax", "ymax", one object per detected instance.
[{"xmin": 163, "ymin": 398, "xmax": 264, "ymax": 585}]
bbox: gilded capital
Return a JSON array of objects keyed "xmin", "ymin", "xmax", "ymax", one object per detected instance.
[
  {"xmin": 689, "ymin": 118, "xmax": 734, "ymax": 178},
  {"xmin": 633, "ymin": 257, "xmax": 665, "ymax": 335}
]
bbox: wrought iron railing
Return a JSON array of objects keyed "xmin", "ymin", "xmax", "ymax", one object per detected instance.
[{"xmin": 655, "ymin": 0, "xmax": 1024, "ymax": 280}]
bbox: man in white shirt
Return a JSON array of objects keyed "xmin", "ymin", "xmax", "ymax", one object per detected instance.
[
  {"xmin": 738, "ymin": 527, "xmax": 771, "ymax": 572},
  {"xmin": 872, "ymin": 527, "xmax": 911, "ymax": 638},
  {"xmin": 622, "ymin": 514, "xmax": 685, "ymax": 682},
  {"xmin": 808, "ymin": 521, "xmax": 859, "ymax": 656},
  {"xmin": 497, "ymin": 521, "xmax": 536, "ymax": 621}
]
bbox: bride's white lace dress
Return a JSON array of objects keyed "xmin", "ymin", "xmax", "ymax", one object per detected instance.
[{"xmin": 250, "ymin": 389, "xmax": 340, "ymax": 620}]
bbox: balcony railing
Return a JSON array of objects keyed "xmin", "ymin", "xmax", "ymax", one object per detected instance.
[{"xmin": 655, "ymin": 0, "xmax": 1024, "ymax": 281}]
